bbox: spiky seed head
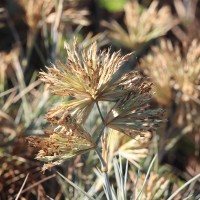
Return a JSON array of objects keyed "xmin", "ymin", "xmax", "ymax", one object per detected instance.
[
  {"xmin": 27, "ymin": 114, "xmax": 96, "ymax": 171},
  {"xmin": 140, "ymin": 39, "xmax": 200, "ymax": 132},
  {"xmin": 103, "ymin": 0, "xmax": 178, "ymax": 49},
  {"xmin": 39, "ymin": 39, "xmax": 132, "ymax": 123},
  {"xmin": 106, "ymin": 72, "xmax": 165, "ymax": 138}
]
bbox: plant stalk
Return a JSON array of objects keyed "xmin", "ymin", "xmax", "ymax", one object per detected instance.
[
  {"xmin": 96, "ymin": 124, "xmax": 106, "ymax": 144},
  {"xmin": 96, "ymin": 101, "xmax": 105, "ymax": 123},
  {"xmin": 96, "ymin": 148, "xmax": 113, "ymax": 200},
  {"xmin": 95, "ymin": 102, "xmax": 112, "ymax": 199},
  {"xmin": 95, "ymin": 101, "xmax": 107, "ymax": 145}
]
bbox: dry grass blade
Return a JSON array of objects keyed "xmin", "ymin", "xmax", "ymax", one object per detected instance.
[
  {"xmin": 12, "ymin": 80, "xmax": 41, "ymax": 103},
  {"xmin": 12, "ymin": 50, "xmax": 31, "ymax": 125},
  {"xmin": 0, "ymin": 87, "xmax": 18, "ymax": 98},
  {"xmin": 134, "ymin": 171, "xmax": 170, "ymax": 200},
  {"xmin": 133, "ymin": 154, "xmax": 170, "ymax": 200},
  {"xmin": 167, "ymin": 173, "xmax": 200, "ymax": 200},
  {"xmin": 173, "ymin": 0, "xmax": 200, "ymax": 42},
  {"xmin": 15, "ymin": 173, "xmax": 29, "ymax": 200},
  {"xmin": 57, "ymin": 171, "xmax": 95, "ymax": 200},
  {"xmin": 17, "ymin": 174, "xmax": 56, "ymax": 196}
]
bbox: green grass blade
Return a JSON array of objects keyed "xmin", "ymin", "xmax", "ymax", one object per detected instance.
[
  {"xmin": 136, "ymin": 154, "xmax": 157, "ymax": 200},
  {"xmin": 57, "ymin": 171, "xmax": 95, "ymax": 200},
  {"xmin": 167, "ymin": 173, "xmax": 200, "ymax": 200}
]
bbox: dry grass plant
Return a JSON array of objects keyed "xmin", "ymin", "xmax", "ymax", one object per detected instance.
[{"xmin": 27, "ymin": 39, "xmax": 165, "ymax": 199}]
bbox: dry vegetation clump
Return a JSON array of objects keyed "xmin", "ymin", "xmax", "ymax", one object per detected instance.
[
  {"xmin": 107, "ymin": 130, "xmax": 151, "ymax": 169},
  {"xmin": 129, "ymin": 171, "xmax": 171, "ymax": 200},
  {"xmin": 173, "ymin": 0, "xmax": 200, "ymax": 43},
  {"xmin": 0, "ymin": 153, "xmax": 50, "ymax": 199},
  {"xmin": 103, "ymin": 0, "xmax": 178, "ymax": 49},
  {"xmin": 0, "ymin": 46, "xmax": 57, "ymax": 199},
  {"xmin": 140, "ymin": 39, "xmax": 200, "ymax": 135}
]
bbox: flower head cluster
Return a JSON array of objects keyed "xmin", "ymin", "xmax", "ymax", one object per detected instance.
[
  {"xmin": 140, "ymin": 39, "xmax": 200, "ymax": 130},
  {"xmin": 107, "ymin": 130, "xmax": 151, "ymax": 169},
  {"xmin": 106, "ymin": 72, "xmax": 165, "ymax": 138},
  {"xmin": 103, "ymin": 0, "xmax": 178, "ymax": 49},
  {"xmin": 40, "ymin": 39, "xmax": 132, "ymax": 123},
  {"xmin": 19, "ymin": 0, "xmax": 90, "ymax": 32},
  {"xmin": 29, "ymin": 39, "xmax": 165, "ymax": 170},
  {"xmin": 27, "ymin": 114, "xmax": 96, "ymax": 171}
]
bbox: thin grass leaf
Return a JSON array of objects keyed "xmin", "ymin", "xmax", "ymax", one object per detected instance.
[
  {"xmin": 113, "ymin": 156, "xmax": 128, "ymax": 200},
  {"xmin": 123, "ymin": 159, "xmax": 129, "ymax": 197},
  {"xmin": 167, "ymin": 173, "xmax": 200, "ymax": 200},
  {"xmin": 136, "ymin": 154, "xmax": 157, "ymax": 200},
  {"xmin": 57, "ymin": 171, "xmax": 95, "ymax": 200},
  {"xmin": 12, "ymin": 54, "xmax": 31, "ymax": 126},
  {"xmin": 15, "ymin": 173, "xmax": 29, "ymax": 200},
  {"xmin": 183, "ymin": 194, "xmax": 194, "ymax": 200}
]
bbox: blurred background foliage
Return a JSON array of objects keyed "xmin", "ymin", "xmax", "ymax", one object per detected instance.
[{"xmin": 0, "ymin": 0, "xmax": 200, "ymax": 199}]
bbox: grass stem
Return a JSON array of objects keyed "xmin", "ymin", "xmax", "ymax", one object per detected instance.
[
  {"xmin": 96, "ymin": 101, "xmax": 105, "ymax": 123},
  {"xmin": 96, "ymin": 148, "xmax": 113, "ymax": 200},
  {"xmin": 96, "ymin": 124, "xmax": 106, "ymax": 145}
]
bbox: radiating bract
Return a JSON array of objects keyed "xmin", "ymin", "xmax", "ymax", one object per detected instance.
[{"xmin": 106, "ymin": 72, "xmax": 165, "ymax": 138}]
